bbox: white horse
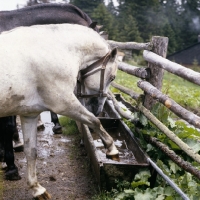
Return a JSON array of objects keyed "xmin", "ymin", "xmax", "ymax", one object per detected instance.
[{"xmin": 0, "ymin": 24, "xmax": 118, "ymax": 199}]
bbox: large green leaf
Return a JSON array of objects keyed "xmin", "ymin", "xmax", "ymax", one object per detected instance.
[
  {"xmin": 134, "ymin": 188, "xmax": 155, "ymax": 200},
  {"xmin": 183, "ymin": 138, "xmax": 200, "ymax": 153}
]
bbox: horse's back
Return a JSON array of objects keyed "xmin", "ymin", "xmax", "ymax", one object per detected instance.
[
  {"xmin": 0, "ymin": 23, "xmax": 106, "ymax": 56},
  {"xmin": 0, "ymin": 3, "xmax": 94, "ymax": 32}
]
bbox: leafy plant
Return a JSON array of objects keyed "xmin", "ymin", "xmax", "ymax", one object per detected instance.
[
  {"xmin": 130, "ymin": 103, "xmax": 200, "ymax": 199},
  {"xmin": 58, "ymin": 116, "xmax": 78, "ymax": 135}
]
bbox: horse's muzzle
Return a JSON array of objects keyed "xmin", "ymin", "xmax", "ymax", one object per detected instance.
[{"xmin": 85, "ymin": 97, "xmax": 101, "ymax": 116}]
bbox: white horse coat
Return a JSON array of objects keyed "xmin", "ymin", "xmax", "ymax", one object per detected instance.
[{"xmin": 0, "ymin": 24, "xmax": 118, "ymax": 199}]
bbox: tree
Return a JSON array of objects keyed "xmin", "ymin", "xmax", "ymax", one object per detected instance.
[
  {"xmin": 26, "ymin": 0, "xmax": 54, "ymax": 6},
  {"xmin": 117, "ymin": 14, "xmax": 142, "ymax": 42},
  {"xmin": 107, "ymin": 0, "xmax": 118, "ymax": 15},
  {"xmin": 91, "ymin": 3, "xmax": 119, "ymax": 40},
  {"xmin": 69, "ymin": 0, "xmax": 104, "ymax": 18}
]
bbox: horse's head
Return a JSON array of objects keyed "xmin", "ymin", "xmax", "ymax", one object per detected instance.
[{"xmin": 78, "ymin": 48, "xmax": 118, "ymax": 116}]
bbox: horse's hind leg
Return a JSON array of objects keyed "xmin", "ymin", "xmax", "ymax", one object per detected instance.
[
  {"xmin": 37, "ymin": 114, "xmax": 45, "ymax": 131},
  {"xmin": 50, "ymin": 112, "xmax": 62, "ymax": 134},
  {"xmin": 20, "ymin": 115, "xmax": 51, "ymax": 199}
]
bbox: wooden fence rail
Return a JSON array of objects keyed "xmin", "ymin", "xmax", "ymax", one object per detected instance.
[
  {"xmin": 118, "ymin": 62, "xmax": 150, "ymax": 79},
  {"xmin": 143, "ymin": 50, "xmax": 200, "ymax": 86},
  {"xmin": 137, "ymin": 80, "xmax": 200, "ymax": 129},
  {"xmin": 107, "ymin": 40, "xmax": 152, "ymax": 50}
]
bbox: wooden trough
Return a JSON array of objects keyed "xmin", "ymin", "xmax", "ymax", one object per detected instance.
[{"xmin": 77, "ymin": 100, "xmax": 149, "ymax": 190}]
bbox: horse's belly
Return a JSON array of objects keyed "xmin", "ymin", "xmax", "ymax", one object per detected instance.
[
  {"xmin": 0, "ymin": 100, "xmax": 45, "ymax": 117},
  {"xmin": 0, "ymin": 82, "xmax": 44, "ymax": 117}
]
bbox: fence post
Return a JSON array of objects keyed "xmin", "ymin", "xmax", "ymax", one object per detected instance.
[{"xmin": 143, "ymin": 36, "xmax": 168, "ymax": 110}]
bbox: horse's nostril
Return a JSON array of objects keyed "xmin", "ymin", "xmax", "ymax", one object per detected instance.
[
  {"xmin": 110, "ymin": 75, "xmax": 116, "ymax": 82},
  {"xmin": 90, "ymin": 97, "xmax": 98, "ymax": 105}
]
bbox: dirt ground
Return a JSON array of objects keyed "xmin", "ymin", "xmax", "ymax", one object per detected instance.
[{"xmin": 2, "ymin": 112, "xmax": 99, "ymax": 200}]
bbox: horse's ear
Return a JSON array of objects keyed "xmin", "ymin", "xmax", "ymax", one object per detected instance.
[
  {"xmin": 111, "ymin": 48, "xmax": 118, "ymax": 59},
  {"xmin": 100, "ymin": 31, "xmax": 108, "ymax": 40},
  {"xmin": 89, "ymin": 22, "xmax": 98, "ymax": 30},
  {"xmin": 97, "ymin": 25, "xmax": 103, "ymax": 30}
]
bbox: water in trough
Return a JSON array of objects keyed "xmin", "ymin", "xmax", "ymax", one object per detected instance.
[{"xmin": 92, "ymin": 130, "xmax": 137, "ymax": 164}]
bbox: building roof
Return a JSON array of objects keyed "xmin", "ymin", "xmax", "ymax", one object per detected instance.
[{"xmin": 167, "ymin": 42, "xmax": 200, "ymax": 65}]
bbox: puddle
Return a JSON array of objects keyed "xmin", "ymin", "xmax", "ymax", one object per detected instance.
[
  {"xmin": 60, "ymin": 138, "xmax": 71, "ymax": 143},
  {"xmin": 16, "ymin": 112, "xmax": 68, "ymax": 160}
]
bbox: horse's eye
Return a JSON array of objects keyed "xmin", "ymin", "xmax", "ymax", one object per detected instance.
[{"xmin": 110, "ymin": 75, "xmax": 116, "ymax": 82}]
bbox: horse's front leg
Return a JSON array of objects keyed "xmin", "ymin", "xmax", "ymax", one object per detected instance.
[
  {"xmin": 20, "ymin": 115, "xmax": 51, "ymax": 199},
  {"xmin": 58, "ymin": 96, "xmax": 119, "ymax": 157},
  {"xmin": 97, "ymin": 124, "xmax": 119, "ymax": 156}
]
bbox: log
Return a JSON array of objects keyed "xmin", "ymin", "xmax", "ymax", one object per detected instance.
[
  {"xmin": 118, "ymin": 62, "xmax": 150, "ymax": 79},
  {"xmin": 107, "ymin": 40, "xmax": 152, "ymax": 50},
  {"xmin": 137, "ymin": 102, "xmax": 200, "ymax": 164},
  {"xmin": 111, "ymin": 81, "xmax": 140, "ymax": 101},
  {"xmin": 108, "ymin": 91, "xmax": 135, "ymax": 122},
  {"xmin": 137, "ymin": 80, "xmax": 200, "ymax": 129},
  {"xmin": 143, "ymin": 134, "xmax": 200, "ymax": 180},
  {"xmin": 143, "ymin": 36, "xmax": 169, "ymax": 110},
  {"xmin": 143, "ymin": 50, "xmax": 200, "ymax": 86},
  {"xmin": 114, "ymin": 94, "xmax": 138, "ymax": 113}
]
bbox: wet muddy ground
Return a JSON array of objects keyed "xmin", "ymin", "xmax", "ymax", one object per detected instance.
[{"xmin": 2, "ymin": 112, "xmax": 98, "ymax": 200}]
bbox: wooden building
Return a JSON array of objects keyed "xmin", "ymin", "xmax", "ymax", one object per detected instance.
[{"xmin": 167, "ymin": 35, "xmax": 200, "ymax": 66}]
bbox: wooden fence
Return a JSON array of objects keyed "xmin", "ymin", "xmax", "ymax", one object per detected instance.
[{"xmin": 106, "ymin": 36, "xmax": 200, "ymax": 181}]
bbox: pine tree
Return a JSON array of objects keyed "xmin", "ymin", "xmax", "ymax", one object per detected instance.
[
  {"xmin": 107, "ymin": 0, "xmax": 117, "ymax": 15},
  {"xmin": 69, "ymin": 0, "xmax": 104, "ymax": 18},
  {"xmin": 117, "ymin": 14, "xmax": 142, "ymax": 42},
  {"xmin": 91, "ymin": 3, "xmax": 119, "ymax": 40},
  {"xmin": 26, "ymin": 0, "xmax": 54, "ymax": 6}
]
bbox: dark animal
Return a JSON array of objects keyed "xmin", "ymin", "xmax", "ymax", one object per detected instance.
[{"xmin": 0, "ymin": 3, "xmax": 98, "ymax": 180}]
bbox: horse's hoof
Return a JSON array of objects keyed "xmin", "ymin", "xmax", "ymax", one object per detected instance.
[
  {"xmin": 13, "ymin": 142, "xmax": 24, "ymax": 152},
  {"xmin": 37, "ymin": 124, "xmax": 45, "ymax": 131},
  {"xmin": 34, "ymin": 191, "xmax": 51, "ymax": 200},
  {"xmin": 52, "ymin": 125, "xmax": 62, "ymax": 134},
  {"xmin": 106, "ymin": 150, "xmax": 120, "ymax": 161},
  {"xmin": 106, "ymin": 153, "xmax": 120, "ymax": 161},
  {"xmin": 5, "ymin": 168, "xmax": 21, "ymax": 181}
]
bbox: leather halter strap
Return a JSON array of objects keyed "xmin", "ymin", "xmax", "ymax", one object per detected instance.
[{"xmin": 77, "ymin": 51, "xmax": 111, "ymax": 98}]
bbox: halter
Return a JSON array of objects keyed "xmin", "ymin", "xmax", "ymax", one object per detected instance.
[{"xmin": 77, "ymin": 51, "xmax": 112, "ymax": 98}]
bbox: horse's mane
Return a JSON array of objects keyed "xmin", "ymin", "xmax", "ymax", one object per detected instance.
[{"xmin": 14, "ymin": 3, "xmax": 93, "ymax": 24}]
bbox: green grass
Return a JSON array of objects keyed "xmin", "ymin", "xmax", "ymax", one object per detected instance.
[
  {"xmin": 112, "ymin": 67, "xmax": 200, "ymax": 115},
  {"xmin": 58, "ymin": 116, "xmax": 78, "ymax": 135},
  {"xmin": 163, "ymin": 72, "xmax": 200, "ymax": 113}
]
